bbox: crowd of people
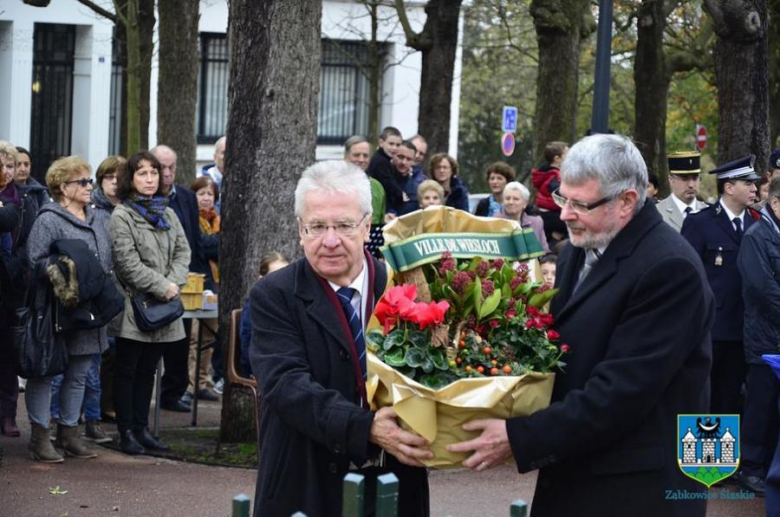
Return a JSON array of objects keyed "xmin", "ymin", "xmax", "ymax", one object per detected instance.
[
  {"xmin": 0, "ymin": 139, "xmax": 228, "ymax": 459},
  {"xmin": 1, "ymin": 127, "xmax": 779, "ymax": 516}
]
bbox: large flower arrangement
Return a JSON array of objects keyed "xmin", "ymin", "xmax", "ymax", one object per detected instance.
[{"xmin": 368, "ymin": 252, "xmax": 566, "ymax": 389}]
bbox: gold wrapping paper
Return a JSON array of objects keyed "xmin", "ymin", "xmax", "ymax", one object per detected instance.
[{"xmin": 367, "ymin": 353, "xmax": 554, "ymax": 468}]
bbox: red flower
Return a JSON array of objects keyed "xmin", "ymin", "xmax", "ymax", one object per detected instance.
[
  {"xmin": 415, "ymin": 300, "xmax": 450, "ymax": 329},
  {"xmin": 476, "ymin": 260, "xmax": 489, "ymax": 277},
  {"xmin": 481, "ymin": 280, "xmax": 495, "ymax": 297},
  {"xmin": 492, "ymin": 258, "xmax": 505, "ymax": 269},
  {"xmin": 374, "ymin": 285, "xmax": 417, "ymax": 333},
  {"xmin": 546, "ymin": 329, "xmax": 560, "ymax": 340},
  {"xmin": 505, "ymin": 309, "xmax": 517, "ymax": 320},
  {"xmin": 560, "ymin": 344, "xmax": 570, "ymax": 353},
  {"xmin": 489, "ymin": 319, "xmax": 500, "ymax": 329}
]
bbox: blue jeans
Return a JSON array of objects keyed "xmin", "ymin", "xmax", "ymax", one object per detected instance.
[
  {"xmin": 25, "ymin": 354, "xmax": 93, "ymax": 427},
  {"xmin": 50, "ymin": 354, "xmax": 102, "ymax": 422}
]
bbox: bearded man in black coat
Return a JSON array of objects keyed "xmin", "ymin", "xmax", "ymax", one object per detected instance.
[
  {"xmin": 449, "ymin": 134, "xmax": 714, "ymax": 517},
  {"xmin": 250, "ymin": 160, "xmax": 431, "ymax": 517}
]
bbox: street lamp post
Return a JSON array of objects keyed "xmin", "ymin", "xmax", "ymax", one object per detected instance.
[{"xmin": 590, "ymin": 0, "xmax": 613, "ymax": 134}]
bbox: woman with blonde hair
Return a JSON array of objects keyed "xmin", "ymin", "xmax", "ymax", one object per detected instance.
[{"xmin": 26, "ymin": 156, "xmax": 114, "ymax": 462}]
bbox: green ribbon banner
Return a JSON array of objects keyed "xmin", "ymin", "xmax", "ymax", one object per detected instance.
[{"xmin": 381, "ymin": 229, "xmax": 545, "ymax": 272}]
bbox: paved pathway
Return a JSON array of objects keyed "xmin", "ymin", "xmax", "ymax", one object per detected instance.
[{"xmin": 0, "ymin": 400, "xmax": 767, "ymax": 516}]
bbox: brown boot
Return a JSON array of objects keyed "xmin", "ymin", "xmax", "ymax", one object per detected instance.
[
  {"xmin": 56, "ymin": 424, "xmax": 97, "ymax": 459},
  {"xmin": 28, "ymin": 423, "xmax": 64, "ymax": 463}
]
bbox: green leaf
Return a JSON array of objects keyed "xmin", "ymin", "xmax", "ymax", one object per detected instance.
[
  {"xmin": 529, "ymin": 288, "xmax": 558, "ymax": 308},
  {"xmin": 502, "ymin": 264, "xmax": 514, "ymax": 284},
  {"xmin": 429, "ymin": 349, "xmax": 449, "ymax": 370},
  {"xmin": 513, "ymin": 283, "xmax": 533, "ymax": 297},
  {"xmin": 421, "ymin": 357, "xmax": 435, "ymax": 373},
  {"xmin": 420, "ymin": 373, "xmax": 451, "ymax": 390},
  {"xmin": 409, "ymin": 330, "xmax": 429, "ymax": 349},
  {"xmin": 384, "ymin": 348, "xmax": 406, "ymax": 367},
  {"xmin": 366, "ymin": 329, "xmax": 384, "ymax": 352},
  {"xmin": 404, "ymin": 348, "xmax": 426, "ymax": 368},
  {"xmin": 479, "ymin": 289, "xmax": 502, "ymax": 319},
  {"xmin": 473, "ymin": 278, "xmax": 483, "ymax": 316},
  {"xmin": 383, "ymin": 331, "xmax": 405, "ymax": 351}
]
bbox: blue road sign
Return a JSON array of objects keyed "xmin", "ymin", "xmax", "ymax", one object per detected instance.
[{"xmin": 502, "ymin": 106, "xmax": 518, "ymax": 133}]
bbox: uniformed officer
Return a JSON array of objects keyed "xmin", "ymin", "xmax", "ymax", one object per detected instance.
[
  {"xmin": 681, "ymin": 154, "xmax": 760, "ymax": 416},
  {"xmin": 656, "ymin": 151, "xmax": 708, "ymax": 232}
]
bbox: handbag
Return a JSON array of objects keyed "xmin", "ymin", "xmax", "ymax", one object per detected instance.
[
  {"xmin": 122, "ymin": 229, "xmax": 184, "ymax": 332},
  {"xmin": 12, "ymin": 280, "xmax": 69, "ymax": 379},
  {"xmin": 130, "ymin": 292, "xmax": 184, "ymax": 332}
]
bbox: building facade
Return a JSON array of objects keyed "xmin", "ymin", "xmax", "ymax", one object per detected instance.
[{"xmin": 0, "ymin": 0, "xmax": 462, "ymax": 178}]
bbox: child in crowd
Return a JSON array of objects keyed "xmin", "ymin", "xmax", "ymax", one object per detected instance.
[
  {"xmin": 417, "ymin": 179, "xmax": 444, "ymax": 209},
  {"xmin": 540, "ymin": 254, "xmax": 557, "ymax": 289},
  {"xmin": 531, "ymin": 141, "xmax": 568, "ymax": 245},
  {"xmin": 239, "ymin": 252, "xmax": 290, "ymax": 378}
]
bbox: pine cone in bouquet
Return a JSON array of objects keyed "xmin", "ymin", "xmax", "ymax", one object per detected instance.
[{"xmin": 366, "ymin": 252, "xmax": 567, "ymax": 390}]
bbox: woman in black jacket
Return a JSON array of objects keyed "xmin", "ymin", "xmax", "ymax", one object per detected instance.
[{"xmin": 0, "ymin": 200, "xmax": 20, "ymax": 438}]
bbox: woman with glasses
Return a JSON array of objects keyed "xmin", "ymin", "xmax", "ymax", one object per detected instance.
[
  {"xmin": 497, "ymin": 181, "xmax": 549, "ymax": 252},
  {"xmin": 25, "ymin": 156, "xmax": 113, "ymax": 462},
  {"xmin": 109, "ymin": 151, "xmax": 189, "ymax": 455}
]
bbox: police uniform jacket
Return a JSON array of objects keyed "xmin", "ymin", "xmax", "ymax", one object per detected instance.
[
  {"xmin": 737, "ymin": 207, "xmax": 780, "ymax": 364},
  {"xmin": 506, "ymin": 200, "xmax": 713, "ymax": 517},
  {"xmin": 249, "ymin": 252, "xmax": 429, "ymax": 517},
  {"xmin": 681, "ymin": 201, "xmax": 758, "ymax": 341},
  {"xmin": 656, "ymin": 195, "xmax": 708, "ymax": 232}
]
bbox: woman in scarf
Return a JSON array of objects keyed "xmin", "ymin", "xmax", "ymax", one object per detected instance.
[
  {"xmin": 183, "ymin": 176, "xmax": 220, "ymax": 402},
  {"xmin": 109, "ymin": 151, "xmax": 190, "ymax": 455}
]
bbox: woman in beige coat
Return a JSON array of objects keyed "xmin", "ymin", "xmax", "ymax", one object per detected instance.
[{"xmin": 109, "ymin": 151, "xmax": 190, "ymax": 456}]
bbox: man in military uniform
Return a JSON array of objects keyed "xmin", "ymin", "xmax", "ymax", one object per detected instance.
[
  {"xmin": 681, "ymin": 155, "xmax": 760, "ymax": 417},
  {"xmin": 656, "ymin": 151, "xmax": 708, "ymax": 232}
]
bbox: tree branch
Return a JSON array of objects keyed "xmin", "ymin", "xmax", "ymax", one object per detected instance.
[
  {"xmin": 77, "ymin": 0, "xmax": 118, "ymax": 23},
  {"xmin": 393, "ymin": 0, "xmax": 430, "ymax": 50}
]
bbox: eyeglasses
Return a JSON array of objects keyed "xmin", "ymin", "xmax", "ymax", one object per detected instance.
[
  {"xmin": 301, "ymin": 214, "xmax": 369, "ymax": 238},
  {"xmin": 65, "ymin": 178, "xmax": 94, "ymax": 188},
  {"xmin": 552, "ymin": 189, "xmax": 616, "ymax": 215}
]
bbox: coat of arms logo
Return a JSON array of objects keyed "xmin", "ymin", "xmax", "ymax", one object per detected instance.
[{"xmin": 677, "ymin": 414, "xmax": 740, "ymax": 488}]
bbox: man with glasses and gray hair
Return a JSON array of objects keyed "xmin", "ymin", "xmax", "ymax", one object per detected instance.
[
  {"xmin": 449, "ymin": 134, "xmax": 713, "ymax": 517},
  {"xmin": 249, "ymin": 160, "xmax": 431, "ymax": 517}
]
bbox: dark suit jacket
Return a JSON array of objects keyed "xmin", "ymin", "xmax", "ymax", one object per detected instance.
[
  {"xmin": 168, "ymin": 185, "xmax": 211, "ymax": 280},
  {"xmin": 681, "ymin": 201, "xmax": 758, "ymax": 341},
  {"xmin": 250, "ymin": 252, "xmax": 428, "ymax": 517},
  {"xmin": 506, "ymin": 200, "xmax": 713, "ymax": 517}
]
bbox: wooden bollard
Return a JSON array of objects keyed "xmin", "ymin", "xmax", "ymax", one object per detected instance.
[
  {"xmin": 342, "ymin": 473, "xmax": 365, "ymax": 517},
  {"xmin": 231, "ymin": 494, "xmax": 251, "ymax": 517},
  {"xmin": 376, "ymin": 473, "xmax": 399, "ymax": 517}
]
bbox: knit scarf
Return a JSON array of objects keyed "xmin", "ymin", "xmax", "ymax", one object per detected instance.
[
  {"xmin": 199, "ymin": 207, "xmax": 220, "ymax": 234},
  {"xmin": 126, "ymin": 193, "xmax": 171, "ymax": 230}
]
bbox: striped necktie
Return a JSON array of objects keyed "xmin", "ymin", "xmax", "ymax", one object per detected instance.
[{"xmin": 337, "ymin": 287, "xmax": 366, "ymax": 379}]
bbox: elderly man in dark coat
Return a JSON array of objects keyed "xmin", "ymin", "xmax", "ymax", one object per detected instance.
[
  {"xmin": 449, "ymin": 134, "xmax": 714, "ymax": 517},
  {"xmin": 250, "ymin": 160, "xmax": 431, "ymax": 517}
]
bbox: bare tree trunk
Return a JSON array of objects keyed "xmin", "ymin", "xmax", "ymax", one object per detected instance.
[
  {"xmin": 125, "ymin": 0, "xmax": 143, "ymax": 154},
  {"xmin": 768, "ymin": 0, "xmax": 780, "ymax": 148},
  {"xmin": 219, "ymin": 0, "xmax": 321, "ymax": 443},
  {"xmin": 706, "ymin": 0, "xmax": 770, "ymax": 165},
  {"xmin": 634, "ymin": 0, "xmax": 670, "ymax": 196},
  {"xmin": 396, "ymin": 0, "xmax": 463, "ymax": 154},
  {"xmin": 157, "ymin": 0, "xmax": 199, "ymax": 183},
  {"xmin": 530, "ymin": 0, "xmax": 594, "ymax": 163},
  {"xmin": 138, "ymin": 0, "xmax": 155, "ymax": 151}
]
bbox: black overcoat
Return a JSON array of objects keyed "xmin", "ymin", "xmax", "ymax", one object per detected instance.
[
  {"xmin": 506, "ymin": 200, "xmax": 714, "ymax": 517},
  {"xmin": 250, "ymin": 253, "xmax": 428, "ymax": 517}
]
